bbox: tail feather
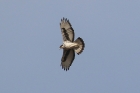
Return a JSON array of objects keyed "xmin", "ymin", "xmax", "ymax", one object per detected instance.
[{"xmin": 74, "ymin": 37, "xmax": 85, "ymax": 55}]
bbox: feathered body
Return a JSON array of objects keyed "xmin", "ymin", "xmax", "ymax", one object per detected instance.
[{"xmin": 61, "ymin": 41, "xmax": 79, "ymax": 49}]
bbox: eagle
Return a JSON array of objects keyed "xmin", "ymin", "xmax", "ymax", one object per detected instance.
[{"xmin": 59, "ymin": 18, "xmax": 85, "ymax": 71}]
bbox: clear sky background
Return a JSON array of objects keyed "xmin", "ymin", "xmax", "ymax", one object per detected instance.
[{"xmin": 0, "ymin": 1, "xmax": 140, "ymax": 93}]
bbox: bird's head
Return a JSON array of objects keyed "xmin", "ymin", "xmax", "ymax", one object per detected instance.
[{"xmin": 59, "ymin": 45, "xmax": 63, "ymax": 49}]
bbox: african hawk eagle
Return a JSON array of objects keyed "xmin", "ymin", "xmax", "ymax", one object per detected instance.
[{"xmin": 60, "ymin": 18, "xmax": 85, "ymax": 71}]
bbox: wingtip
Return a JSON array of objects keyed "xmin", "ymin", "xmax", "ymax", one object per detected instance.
[
  {"xmin": 61, "ymin": 17, "xmax": 69, "ymax": 21},
  {"xmin": 61, "ymin": 66, "xmax": 70, "ymax": 71}
]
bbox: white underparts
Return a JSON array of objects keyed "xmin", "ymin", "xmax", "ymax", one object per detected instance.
[{"xmin": 62, "ymin": 41, "xmax": 79, "ymax": 49}]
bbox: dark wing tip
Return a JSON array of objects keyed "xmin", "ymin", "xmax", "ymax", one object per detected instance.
[
  {"xmin": 61, "ymin": 17, "xmax": 69, "ymax": 22},
  {"xmin": 62, "ymin": 66, "xmax": 70, "ymax": 71}
]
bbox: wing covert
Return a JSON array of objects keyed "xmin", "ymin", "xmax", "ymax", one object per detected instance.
[
  {"xmin": 60, "ymin": 18, "xmax": 75, "ymax": 42},
  {"xmin": 61, "ymin": 49, "xmax": 75, "ymax": 71}
]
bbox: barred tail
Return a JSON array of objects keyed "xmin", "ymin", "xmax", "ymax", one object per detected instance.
[{"xmin": 74, "ymin": 37, "xmax": 85, "ymax": 55}]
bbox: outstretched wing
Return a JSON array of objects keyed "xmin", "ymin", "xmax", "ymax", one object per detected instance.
[
  {"xmin": 61, "ymin": 49, "xmax": 75, "ymax": 71},
  {"xmin": 60, "ymin": 18, "xmax": 75, "ymax": 42}
]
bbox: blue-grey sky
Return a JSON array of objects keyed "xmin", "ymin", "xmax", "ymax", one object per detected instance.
[{"xmin": 0, "ymin": 1, "xmax": 140, "ymax": 93}]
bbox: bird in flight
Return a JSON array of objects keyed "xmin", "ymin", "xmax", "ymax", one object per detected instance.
[{"xmin": 59, "ymin": 18, "xmax": 85, "ymax": 71}]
